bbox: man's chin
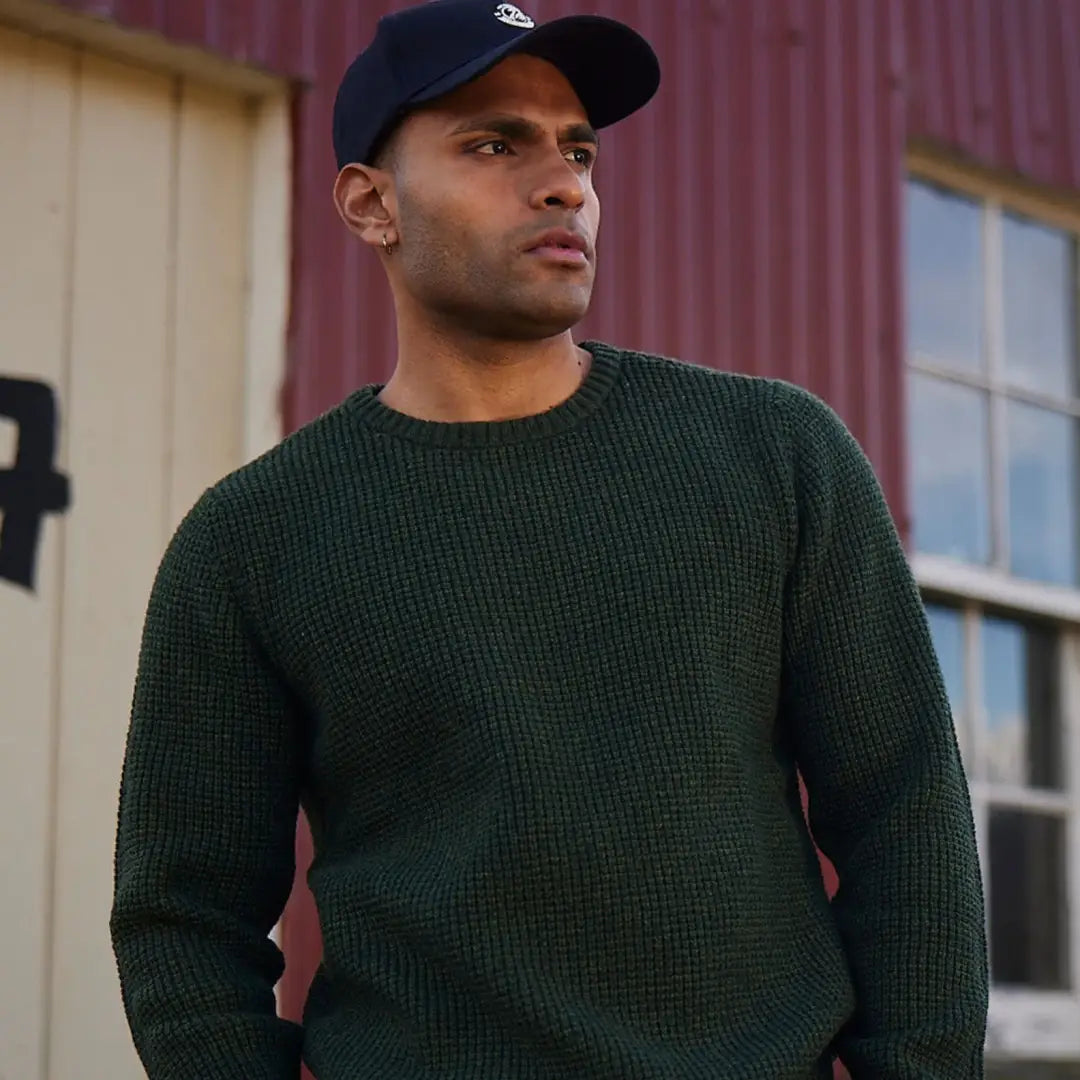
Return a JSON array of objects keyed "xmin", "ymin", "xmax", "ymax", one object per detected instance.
[
  {"xmin": 434, "ymin": 284, "xmax": 594, "ymax": 341},
  {"xmin": 510, "ymin": 286, "xmax": 593, "ymax": 338}
]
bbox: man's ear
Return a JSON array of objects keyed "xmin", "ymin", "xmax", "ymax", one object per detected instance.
[{"xmin": 333, "ymin": 164, "xmax": 398, "ymax": 251}]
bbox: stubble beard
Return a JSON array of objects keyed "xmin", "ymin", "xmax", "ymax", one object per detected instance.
[
  {"xmin": 404, "ymin": 236, "xmax": 593, "ymax": 342},
  {"xmin": 396, "ymin": 185, "xmax": 595, "ymax": 339}
]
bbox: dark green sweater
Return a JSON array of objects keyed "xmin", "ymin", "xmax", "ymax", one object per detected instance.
[{"xmin": 111, "ymin": 342, "xmax": 988, "ymax": 1080}]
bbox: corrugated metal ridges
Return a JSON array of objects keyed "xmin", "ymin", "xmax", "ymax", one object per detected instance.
[
  {"xmin": 905, "ymin": 0, "xmax": 1080, "ymax": 191},
  {"xmin": 284, "ymin": 0, "xmax": 410, "ymax": 430}
]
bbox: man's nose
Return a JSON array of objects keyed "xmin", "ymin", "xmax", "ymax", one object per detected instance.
[{"xmin": 528, "ymin": 152, "xmax": 587, "ymax": 212}]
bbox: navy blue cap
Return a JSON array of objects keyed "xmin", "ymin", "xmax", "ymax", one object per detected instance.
[{"xmin": 332, "ymin": 1, "xmax": 661, "ymax": 168}]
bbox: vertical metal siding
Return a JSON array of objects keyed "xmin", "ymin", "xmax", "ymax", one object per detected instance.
[{"xmin": 905, "ymin": 0, "xmax": 1080, "ymax": 191}]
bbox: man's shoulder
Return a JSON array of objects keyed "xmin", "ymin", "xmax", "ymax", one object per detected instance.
[
  {"xmin": 222, "ymin": 394, "xmax": 359, "ymax": 496},
  {"xmin": 600, "ymin": 342, "xmax": 835, "ymax": 437},
  {"xmin": 174, "ymin": 392, "xmax": 366, "ymax": 553}
]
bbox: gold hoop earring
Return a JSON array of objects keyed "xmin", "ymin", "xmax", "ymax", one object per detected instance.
[{"xmin": 382, "ymin": 234, "xmax": 394, "ymax": 255}]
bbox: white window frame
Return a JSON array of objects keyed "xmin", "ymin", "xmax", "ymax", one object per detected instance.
[{"xmin": 907, "ymin": 151, "xmax": 1080, "ymax": 1062}]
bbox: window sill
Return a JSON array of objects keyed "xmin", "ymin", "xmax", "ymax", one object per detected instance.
[
  {"xmin": 911, "ymin": 553, "xmax": 1080, "ymax": 625},
  {"xmin": 987, "ymin": 989, "xmax": 1080, "ymax": 1059}
]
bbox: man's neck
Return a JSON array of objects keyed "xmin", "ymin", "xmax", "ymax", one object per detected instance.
[{"xmin": 378, "ymin": 324, "xmax": 592, "ymax": 423}]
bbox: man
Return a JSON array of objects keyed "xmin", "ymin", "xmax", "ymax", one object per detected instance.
[{"xmin": 110, "ymin": 2, "xmax": 988, "ymax": 1077}]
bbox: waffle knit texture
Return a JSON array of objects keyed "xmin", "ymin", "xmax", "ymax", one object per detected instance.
[{"xmin": 111, "ymin": 342, "xmax": 988, "ymax": 1080}]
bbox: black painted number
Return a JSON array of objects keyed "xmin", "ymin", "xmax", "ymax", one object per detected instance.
[{"xmin": 0, "ymin": 377, "xmax": 71, "ymax": 592}]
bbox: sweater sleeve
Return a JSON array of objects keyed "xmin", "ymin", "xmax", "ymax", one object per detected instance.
[
  {"xmin": 110, "ymin": 489, "xmax": 305, "ymax": 1079},
  {"xmin": 776, "ymin": 385, "xmax": 989, "ymax": 1079}
]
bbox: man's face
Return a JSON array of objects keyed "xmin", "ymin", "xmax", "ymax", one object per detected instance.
[{"xmin": 387, "ymin": 54, "xmax": 601, "ymax": 342}]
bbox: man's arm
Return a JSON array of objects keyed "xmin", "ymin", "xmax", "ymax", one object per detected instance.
[
  {"xmin": 776, "ymin": 385, "xmax": 988, "ymax": 1079},
  {"xmin": 110, "ymin": 489, "xmax": 305, "ymax": 1079}
]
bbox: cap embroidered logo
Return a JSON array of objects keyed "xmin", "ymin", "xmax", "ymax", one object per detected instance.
[{"xmin": 494, "ymin": 3, "xmax": 535, "ymax": 29}]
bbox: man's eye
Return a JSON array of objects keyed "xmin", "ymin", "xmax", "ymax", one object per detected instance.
[
  {"xmin": 567, "ymin": 147, "xmax": 595, "ymax": 167},
  {"xmin": 475, "ymin": 140, "xmax": 511, "ymax": 155}
]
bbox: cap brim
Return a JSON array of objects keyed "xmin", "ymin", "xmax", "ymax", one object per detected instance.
[{"xmin": 408, "ymin": 15, "xmax": 660, "ymax": 130}]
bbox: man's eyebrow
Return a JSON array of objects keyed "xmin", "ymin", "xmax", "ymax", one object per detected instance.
[
  {"xmin": 562, "ymin": 122, "xmax": 600, "ymax": 147},
  {"xmin": 447, "ymin": 114, "xmax": 600, "ymax": 146}
]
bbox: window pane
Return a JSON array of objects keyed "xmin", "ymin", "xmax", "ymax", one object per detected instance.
[
  {"xmin": 906, "ymin": 181, "xmax": 985, "ymax": 372},
  {"xmin": 909, "ymin": 373, "xmax": 991, "ymax": 563},
  {"xmin": 988, "ymin": 808, "xmax": 1070, "ymax": 990},
  {"xmin": 1003, "ymin": 212, "xmax": 1077, "ymax": 398},
  {"xmin": 1007, "ymin": 402, "xmax": 1079, "ymax": 586},
  {"xmin": 902, "ymin": 181, "xmax": 989, "ymax": 371},
  {"xmin": 924, "ymin": 603, "xmax": 968, "ymax": 767},
  {"xmin": 981, "ymin": 616, "xmax": 1062, "ymax": 789}
]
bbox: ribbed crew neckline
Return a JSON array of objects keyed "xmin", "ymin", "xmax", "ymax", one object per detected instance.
[{"xmin": 347, "ymin": 340, "xmax": 622, "ymax": 448}]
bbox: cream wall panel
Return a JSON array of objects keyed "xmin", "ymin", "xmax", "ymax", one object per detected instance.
[
  {"xmin": 0, "ymin": 16, "xmax": 288, "ymax": 1080},
  {"xmin": 244, "ymin": 94, "xmax": 291, "ymax": 464},
  {"xmin": 169, "ymin": 81, "xmax": 250, "ymax": 531},
  {"xmin": 48, "ymin": 50, "xmax": 174, "ymax": 1080},
  {"xmin": 0, "ymin": 26, "xmax": 77, "ymax": 1080}
]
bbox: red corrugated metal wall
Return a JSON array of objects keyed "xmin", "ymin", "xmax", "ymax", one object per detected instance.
[
  {"xmin": 904, "ymin": 0, "xmax": 1080, "ymax": 193},
  {"xmin": 44, "ymin": 0, "xmax": 1080, "ymax": 1066}
]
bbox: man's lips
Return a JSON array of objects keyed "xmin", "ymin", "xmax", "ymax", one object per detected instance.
[{"xmin": 525, "ymin": 228, "xmax": 590, "ymax": 265}]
